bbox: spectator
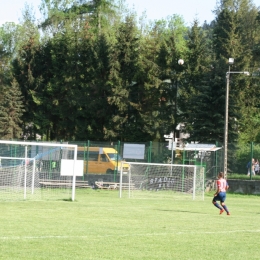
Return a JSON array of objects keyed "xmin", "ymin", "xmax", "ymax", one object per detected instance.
[
  {"xmin": 255, "ymin": 159, "xmax": 259, "ymax": 175},
  {"xmin": 247, "ymin": 158, "xmax": 255, "ymax": 176}
]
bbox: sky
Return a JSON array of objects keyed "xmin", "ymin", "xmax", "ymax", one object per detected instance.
[{"xmin": 1, "ymin": 0, "xmax": 260, "ymax": 27}]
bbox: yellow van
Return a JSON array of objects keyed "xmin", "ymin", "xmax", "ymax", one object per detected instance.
[{"xmin": 77, "ymin": 147, "xmax": 129, "ymax": 174}]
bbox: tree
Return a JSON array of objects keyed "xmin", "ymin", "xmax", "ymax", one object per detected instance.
[
  {"xmin": 106, "ymin": 15, "xmax": 140, "ymax": 140},
  {"xmin": 179, "ymin": 19, "xmax": 217, "ymax": 143},
  {"xmin": 76, "ymin": 32, "xmax": 115, "ymax": 140},
  {"xmin": 158, "ymin": 15, "xmax": 188, "ymax": 140},
  {"xmin": 213, "ymin": 0, "xmax": 260, "ymax": 145},
  {"xmin": 40, "ymin": 0, "xmax": 119, "ymax": 38},
  {"xmin": 212, "ymin": 7, "xmax": 252, "ymax": 146},
  {"xmin": 0, "ymin": 80, "xmax": 24, "ymax": 139}
]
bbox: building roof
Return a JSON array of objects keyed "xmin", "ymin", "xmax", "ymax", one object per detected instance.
[{"xmin": 178, "ymin": 143, "xmax": 222, "ymax": 152}]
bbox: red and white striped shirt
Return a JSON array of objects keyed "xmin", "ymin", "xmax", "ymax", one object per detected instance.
[{"xmin": 216, "ymin": 178, "xmax": 228, "ymax": 192}]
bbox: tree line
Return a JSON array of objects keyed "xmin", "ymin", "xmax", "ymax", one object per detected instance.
[{"xmin": 0, "ymin": 0, "xmax": 260, "ymax": 146}]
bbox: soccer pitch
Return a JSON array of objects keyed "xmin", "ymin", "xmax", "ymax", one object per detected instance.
[{"xmin": 1, "ymin": 190, "xmax": 260, "ymax": 260}]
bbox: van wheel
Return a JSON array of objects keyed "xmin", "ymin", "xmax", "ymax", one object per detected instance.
[{"xmin": 106, "ymin": 169, "xmax": 114, "ymax": 174}]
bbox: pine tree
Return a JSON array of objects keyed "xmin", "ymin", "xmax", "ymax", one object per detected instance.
[
  {"xmin": 77, "ymin": 33, "xmax": 115, "ymax": 140},
  {"xmin": 107, "ymin": 15, "xmax": 140, "ymax": 140},
  {"xmin": 213, "ymin": 1, "xmax": 260, "ymax": 146},
  {"xmin": 211, "ymin": 7, "xmax": 251, "ymax": 145},
  {"xmin": 160, "ymin": 15, "xmax": 188, "ymax": 140},
  {"xmin": 180, "ymin": 19, "xmax": 216, "ymax": 143},
  {"xmin": 0, "ymin": 80, "xmax": 24, "ymax": 139}
]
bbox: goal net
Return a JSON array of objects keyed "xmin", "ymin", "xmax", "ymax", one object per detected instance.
[
  {"xmin": 0, "ymin": 140, "xmax": 79, "ymax": 201},
  {"xmin": 119, "ymin": 162, "xmax": 205, "ymax": 200}
]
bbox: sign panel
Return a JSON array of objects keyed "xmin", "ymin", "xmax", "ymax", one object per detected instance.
[
  {"xmin": 60, "ymin": 159, "xmax": 84, "ymax": 176},
  {"xmin": 123, "ymin": 144, "xmax": 145, "ymax": 159},
  {"xmin": 168, "ymin": 140, "xmax": 176, "ymax": 150}
]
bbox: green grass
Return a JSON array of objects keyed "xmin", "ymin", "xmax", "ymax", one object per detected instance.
[
  {"xmin": 228, "ymin": 173, "xmax": 260, "ymax": 180},
  {"xmin": 1, "ymin": 189, "xmax": 260, "ymax": 260}
]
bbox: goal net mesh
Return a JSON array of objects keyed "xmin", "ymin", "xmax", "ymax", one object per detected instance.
[
  {"xmin": 0, "ymin": 141, "xmax": 78, "ymax": 201},
  {"xmin": 120, "ymin": 163, "xmax": 205, "ymax": 200}
]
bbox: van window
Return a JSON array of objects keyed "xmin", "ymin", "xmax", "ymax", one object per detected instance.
[
  {"xmin": 77, "ymin": 151, "xmax": 85, "ymax": 160},
  {"xmin": 76, "ymin": 150, "xmax": 99, "ymax": 161},
  {"xmin": 88, "ymin": 151, "xmax": 99, "ymax": 161},
  {"xmin": 100, "ymin": 154, "xmax": 108, "ymax": 162},
  {"xmin": 107, "ymin": 153, "xmax": 122, "ymax": 161}
]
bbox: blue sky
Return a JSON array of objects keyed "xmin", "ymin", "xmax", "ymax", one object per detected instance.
[{"xmin": 1, "ymin": 0, "xmax": 260, "ymax": 26}]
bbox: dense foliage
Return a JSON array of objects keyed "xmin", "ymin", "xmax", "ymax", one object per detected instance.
[{"xmin": 0, "ymin": 0, "xmax": 260, "ymax": 145}]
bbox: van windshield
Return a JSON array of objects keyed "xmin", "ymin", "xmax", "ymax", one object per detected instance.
[{"xmin": 107, "ymin": 153, "xmax": 122, "ymax": 161}]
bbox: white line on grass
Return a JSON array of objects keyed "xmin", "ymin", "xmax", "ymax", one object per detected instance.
[{"xmin": 1, "ymin": 230, "xmax": 260, "ymax": 240}]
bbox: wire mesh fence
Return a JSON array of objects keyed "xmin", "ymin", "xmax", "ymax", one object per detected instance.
[
  {"xmin": 65, "ymin": 141, "xmax": 223, "ymax": 181},
  {"xmin": 3, "ymin": 140, "xmax": 259, "ymax": 182}
]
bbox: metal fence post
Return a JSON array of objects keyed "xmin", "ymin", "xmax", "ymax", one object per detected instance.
[
  {"xmin": 115, "ymin": 140, "xmax": 120, "ymax": 182},
  {"xmin": 86, "ymin": 140, "xmax": 90, "ymax": 175},
  {"xmin": 215, "ymin": 141, "xmax": 219, "ymax": 178},
  {"xmin": 250, "ymin": 142, "xmax": 253, "ymax": 180},
  {"xmin": 148, "ymin": 141, "xmax": 152, "ymax": 163}
]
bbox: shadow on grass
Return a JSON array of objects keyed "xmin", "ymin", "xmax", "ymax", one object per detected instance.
[
  {"xmin": 62, "ymin": 198, "xmax": 73, "ymax": 202},
  {"xmin": 156, "ymin": 209, "xmax": 207, "ymax": 214}
]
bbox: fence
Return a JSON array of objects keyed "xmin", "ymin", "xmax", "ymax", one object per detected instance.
[
  {"xmin": 3, "ymin": 140, "xmax": 259, "ymax": 181},
  {"xmin": 66, "ymin": 141, "xmax": 222, "ymax": 181},
  {"xmin": 227, "ymin": 142, "xmax": 260, "ymax": 176}
]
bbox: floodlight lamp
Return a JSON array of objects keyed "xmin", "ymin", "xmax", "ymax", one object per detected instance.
[
  {"xmin": 228, "ymin": 58, "xmax": 234, "ymax": 65},
  {"xmin": 178, "ymin": 59, "xmax": 184, "ymax": 65},
  {"xmin": 244, "ymin": 71, "xmax": 250, "ymax": 76}
]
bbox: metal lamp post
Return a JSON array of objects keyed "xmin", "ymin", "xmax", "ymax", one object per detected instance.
[
  {"xmin": 174, "ymin": 59, "xmax": 184, "ymax": 140},
  {"xmin": 223, "ymin": 58, "xmax": 250, "ymax": 179},
  {"xmin": 164, "ymin": 59, "xmax": 184, "ymax": 165}
]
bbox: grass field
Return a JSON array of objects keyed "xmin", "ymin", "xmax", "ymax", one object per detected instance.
[{"xmin": 1, "ymin": 189, "xmax": 260, "ymax": 260}]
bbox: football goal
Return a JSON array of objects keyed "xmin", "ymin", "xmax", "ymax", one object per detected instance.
[
  {"xmin": 119, "ymin": 162, "xmax": 205, "ymax": 200},
  {"xmin": 0, "ymin": 140, "xmax": 80, "ymax": 201}
]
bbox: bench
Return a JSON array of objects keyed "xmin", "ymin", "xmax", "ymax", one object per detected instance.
[
  {"xmin": 39, "ymin": 179, "xmax": 90, "ymax": 188},
  {"xmin": 95, "ymin": 181, "xmax": 117, "ymax": 189},
  {"xmin": 95, "ymin": 181, "xmax": 135, "ymax": 190}
]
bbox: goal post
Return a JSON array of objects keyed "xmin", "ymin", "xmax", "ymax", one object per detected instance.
[
  {"xmin": 0, "ymin": 140, "xmax": 78, "ymax": 201},
  {"xmin": 119, "ymin": 162, "xmax": 205, "ymax": 200}
]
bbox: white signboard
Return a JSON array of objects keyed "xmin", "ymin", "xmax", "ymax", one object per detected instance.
[
  {"xmin": 123, "ymin": 144, "xmax": 145, "ymax": 159},
  {"xmin": 60, "ymin": 159, "xmax": 84, "ymax": 176},
  {"xmin": 167, "ymin": 140, "xmax": 176, "ymax": 150}
]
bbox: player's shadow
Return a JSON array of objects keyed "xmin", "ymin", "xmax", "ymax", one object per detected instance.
[{"xmin": 156, "ymin": 209, "xmax": 205, "ymax": 214}]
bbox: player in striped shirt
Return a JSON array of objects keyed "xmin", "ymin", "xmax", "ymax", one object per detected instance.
[{"xmin": 212, "ymin": 172, "xmax": 230, "ymax": 215}]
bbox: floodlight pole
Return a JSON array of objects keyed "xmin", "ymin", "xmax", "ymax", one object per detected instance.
[
  {"xmin": 224, "ymin": 65, "xmax": 231, "ymax": 180},
  {"xmin": 174, "ymin": 59, "xmax": 184, "ymax": 141},
  {"xmin": 223, "ymin": 58, "xmax": 249, "ymax": 179}
]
